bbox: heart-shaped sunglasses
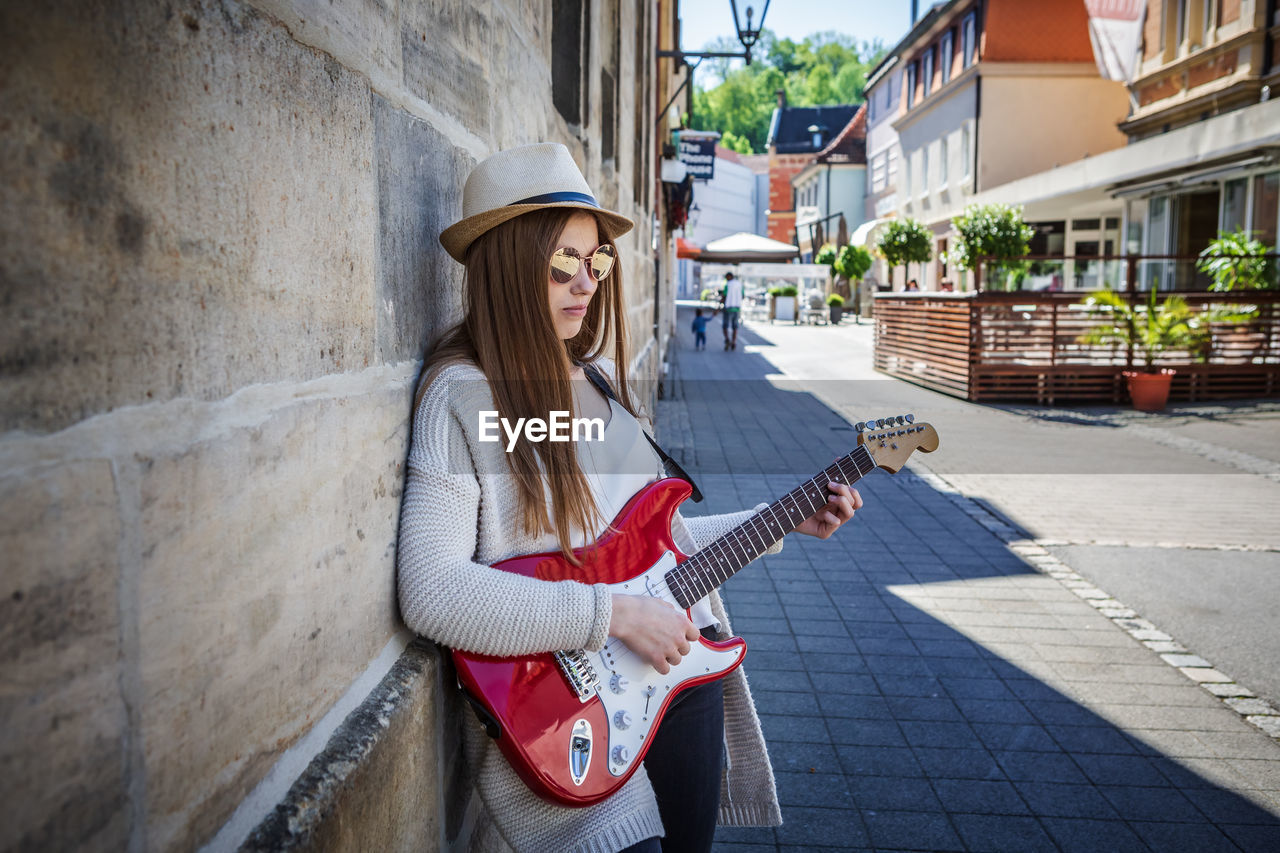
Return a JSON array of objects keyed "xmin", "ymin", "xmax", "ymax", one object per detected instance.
[{"xmin": 549, "ymin": 244, "xmax": 617, "ymax": 284}]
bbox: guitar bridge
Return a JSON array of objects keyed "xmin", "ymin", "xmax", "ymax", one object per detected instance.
[{"xmin": 554, "ymin": 649, "xmax": 600, "ymax": 702}]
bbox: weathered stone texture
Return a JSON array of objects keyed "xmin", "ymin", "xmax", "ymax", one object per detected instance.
[
  {"xmin": 241, "ymin": 640, "xmax": 443, "ymax": 852},
  {"xmin": 0, "ymin": 461, "xmax": 129, "ymax": 852},
  {"xmin": 372, "ymin": 95, "xmax": 472, "ymax": 364},
  {"xmin": 399, "ymin": 1, "xmax": 496, "ymax": 136},
  {"xmin": 131, "ymin": 382, "xmax": 410, "ymax": 850},
  {"xmin": 0, "ymin": 0, "xmax": 378, "ymax": 433}
]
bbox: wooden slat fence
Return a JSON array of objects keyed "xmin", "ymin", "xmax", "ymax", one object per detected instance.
[{"xmin": 874, "ymin": 292, "xmax": 1280, "ymax": 405}]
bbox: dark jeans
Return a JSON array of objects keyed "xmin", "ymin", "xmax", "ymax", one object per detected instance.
[{"xmin": 620, "ymin": 634, "xmax": 726, "ymax": 853}]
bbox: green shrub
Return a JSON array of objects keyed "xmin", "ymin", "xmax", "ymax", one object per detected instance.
[
  {"xmin": 768, "ymin": 285, "xmax": 798, "ymax": 297},
  {"xmin": 814, "ymin": 243, "xmax": 838, "ymax": 266},
  {"xmin": 1197, "ymin": 229, "xmax": 1279, "ymax": 291},
  {"xmin": 826, "ymin": 293, "xmax": 845, "ymax": 306}
]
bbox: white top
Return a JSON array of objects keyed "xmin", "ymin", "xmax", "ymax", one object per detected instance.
[
  {"xmin": 569, "ymin": 397, "xmax": 717, "ymax": 629},
  {"xmin": 723, "ymin": 278, "xmax": 744, "ymax": 309}
]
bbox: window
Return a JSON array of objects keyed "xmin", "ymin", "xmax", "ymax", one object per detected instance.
[
  {"xmin": 939, "ymin": 137, "xmax": 948, "ymax": 186},
  {"xmin": 906, "ymin": 61, "xmax": 917, "ymax": 108},
  {"xmin": 872, "ymin": 152, "xmax": 887, "ymax": 191},
  {"xmin": 940, "ymin": 30, "xmax": 954, "ymax": 84},
  {"xmin": 1222, "ymin": 178, "xmax": 1247, "ymax": 232},
  {"xmin": 920, "ymin": 147, "xmax": 929, "ymax": 196},
  {"xmin": 888, "ymin": 70, "xmax": 900, "ymax": 109},
  {"xmin": 922, "ymin": 49, "xmax": 934, "ymax": 97},
  {"xmin": 552, "ymin": 0, "xmax": 585, "ymax": 125},
  {"xmin": 887, "ymin": 147, "xmax": 898, "ymax": 184},
  {"xmin": 962, "ymin": 12, "xmax": 977, "ymax": 67},
  {"xmin": 1253, "ymin": 172, "xmax": 1279, "ymax": 247},
  {"xmin": 1176, "ymin": 0, "xmax": 1189, "ymax": 48},
  {"xmin": 961, "ymin": 125, "xmax": 971, "ymax": 180}
]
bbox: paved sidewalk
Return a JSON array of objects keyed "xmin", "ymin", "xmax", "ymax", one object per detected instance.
[{"xmin": 657, "ymin": 309, "xmax": 1280, "ymax": 852}]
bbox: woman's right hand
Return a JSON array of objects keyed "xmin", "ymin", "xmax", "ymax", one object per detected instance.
[{"xmin": 609, "ymin": 594, "xmax": 700, "ymax": 675}]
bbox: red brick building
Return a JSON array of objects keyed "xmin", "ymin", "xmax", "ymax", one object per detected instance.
[{"xmin": 764, "ymin": 92, "xmax": 858, "ymax": 244}]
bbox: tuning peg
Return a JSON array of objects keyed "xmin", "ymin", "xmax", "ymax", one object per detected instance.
[
  {"xmin": 854, "ymin": 421, "xmax": 865, "ymax": 432},
  {"xmin": 894, "ymin": 416, "xmax": 905, "ymax": 426},
  {"xmin": 905, "ymin": 414, "xmax": 915, "ymax": 424},
  {"xmin": 874, "ymin": 419, "xmax": 884, "ymax": 429}
]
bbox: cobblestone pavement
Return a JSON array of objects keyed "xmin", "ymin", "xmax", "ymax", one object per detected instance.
[{"xmin": 657, "ymin": 307, "xmax": 1280, "ymax": 852}]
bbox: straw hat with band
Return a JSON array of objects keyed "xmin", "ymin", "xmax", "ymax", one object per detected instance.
[{"xmin": 440, "ymin": 143, "xmax": 635, "ymax": 263}]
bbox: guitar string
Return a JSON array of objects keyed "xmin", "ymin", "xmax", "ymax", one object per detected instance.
[
  {"xmin": 588, "ymin": 447, "xmax": 878, "ymax": 671},
  {"xmin": 629, "ymin": 447, "xmax": 875, "ymax": 612}
]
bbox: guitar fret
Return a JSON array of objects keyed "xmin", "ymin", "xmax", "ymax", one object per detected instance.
[{"xmin": 664, "ymin": 439, "xmax": 921, "ymax": 610}]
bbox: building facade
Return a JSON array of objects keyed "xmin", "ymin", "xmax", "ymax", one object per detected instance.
[
  {"xmin": 963, "ymin": 0, "xmax": 1280, "ymax": 291},
  {"xmin": 862, "ymin": 0, "xmax": 1131, "ymax": 289},
  {"xmin": 0, "ymin": 1, "xmax": 680, "ymax": 850},
  {"xmin": 792, "ymin": 106, "xmax": 870, "ymax": 261}
]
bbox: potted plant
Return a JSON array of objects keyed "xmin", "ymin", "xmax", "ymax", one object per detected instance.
[
  {"xmin": 769, "ymin": 285, "xmax": 798, "ymax": 322},
  {"xmin": 1077, "ymin": 288, "xmax": 1252, "ymax": 411},
  {"xmin": 1196, "ymin": 229, "xmax": 1279, "ymax": 293},
  {"xmin": 876, "ymin": 218, "xmax": 932, "ymax": 291},
  {"xmin": 948, "ymin": 202, "xmax": 1034, "ymax": 291},
  {"xmin": 826, "ymin": 293, "xmax": 845, "ymax": 324}
]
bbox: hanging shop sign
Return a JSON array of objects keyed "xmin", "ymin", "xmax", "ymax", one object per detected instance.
[{"xmin": 677, "ymin": 134, "xmax": 718, "ymax": 181}]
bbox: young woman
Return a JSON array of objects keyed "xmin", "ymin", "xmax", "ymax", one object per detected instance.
[{"xmin": 396, "ymin": 143, "xmax": 862, "ymax": 853}]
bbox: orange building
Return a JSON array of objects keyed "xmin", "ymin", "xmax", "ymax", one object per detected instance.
[{"xmin": 1127, "ymin": 0, "xmax": 1280, "ymax": 138}]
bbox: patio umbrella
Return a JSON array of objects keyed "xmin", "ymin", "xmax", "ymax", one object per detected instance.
[
  {"xmin": 813, "ymin": 221, "xmax": 825, "ymax": 253},
  {"xmin": 837, "ymin": 214, "xmax": 849, "ymax": 247}
]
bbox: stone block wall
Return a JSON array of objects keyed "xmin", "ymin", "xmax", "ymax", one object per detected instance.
[{"xmin": 0, "ymin": 0, "xmax": 662, "ymax": 849}]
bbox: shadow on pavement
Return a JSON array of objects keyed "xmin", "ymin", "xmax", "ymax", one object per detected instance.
[{"xmin": 658, "ymin": 320, "xmax": 1280, "ymax": 853}]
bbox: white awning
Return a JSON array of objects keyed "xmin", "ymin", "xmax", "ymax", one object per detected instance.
[
  {"xmin": 850, "ymin": 217, "xmax": 890, "ymax": 248},
  {"xmin": 703, "ymin": 232, "xmax": 799, "ymax": 254}
]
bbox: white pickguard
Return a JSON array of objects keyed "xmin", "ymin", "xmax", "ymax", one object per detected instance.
[{"xmin": 588, "ymin": 550, "xmax": 743, "ymax": 777}]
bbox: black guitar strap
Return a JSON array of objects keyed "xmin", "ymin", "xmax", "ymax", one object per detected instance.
[{"xmin": 581, "ymin": 363, "xmax": 704, "ymax": 503}]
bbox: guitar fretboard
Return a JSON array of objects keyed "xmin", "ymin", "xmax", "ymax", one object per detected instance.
[{"xmin": 664, "ymin": 445, "xmax": 878, "ymax": 609}]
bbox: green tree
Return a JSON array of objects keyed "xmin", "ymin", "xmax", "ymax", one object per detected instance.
[
  {"xmin": 834, "ymin": 244, "xmax": 873, "ymax": 281},
  {"xmin": 688, "ymin": 29, "xmax": 886, "ymax": 148},
  {"xmin": 876, "ymin": 219, "xmax": 933, "ymax": 286},
  {"xmin": 719, "ymin": 130, "xmax": 754, "ymax": 154},
  {"xmin": 948, "ymin": 203, "xmax": 1034, "ymax": 291}
]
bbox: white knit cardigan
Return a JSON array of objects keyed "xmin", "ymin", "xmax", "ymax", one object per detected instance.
[{"xmin": 396, "ymin": 359, "xmax": 782, "ymax": 853}]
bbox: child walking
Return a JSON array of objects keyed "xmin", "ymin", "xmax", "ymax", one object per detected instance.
[{"xmin": 690, "ymin": 308, "xmax": 714, "ymax": 351}]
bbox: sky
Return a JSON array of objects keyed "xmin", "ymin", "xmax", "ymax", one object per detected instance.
[{"xmin": 677, "ymin": 0, "xmax": 916, "ymax": 85}]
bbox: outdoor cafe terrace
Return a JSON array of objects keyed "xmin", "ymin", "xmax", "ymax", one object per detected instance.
[{"xmin": 873, "ymin": 254, "xmax": 1280, "ymax": 406}]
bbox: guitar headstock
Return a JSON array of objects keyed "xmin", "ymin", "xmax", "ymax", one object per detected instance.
[{"xmin": 855, "ymin": 414, "xmax": 939, "ymax": 473}]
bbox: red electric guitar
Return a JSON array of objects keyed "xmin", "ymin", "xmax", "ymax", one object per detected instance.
[{"xmin": 453, "ymin": 415, "xmax": 939, "ymax": 806}]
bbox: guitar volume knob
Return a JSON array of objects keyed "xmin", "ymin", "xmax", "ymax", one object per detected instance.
[
  {"xmin": 612, "ymin": 745, "xmax": 631, "ymax": 765},
  {"xmin": 614, "ymin": 710, "xmax": 633, "ymax": 730},
  {"xmin": 610, "ymin": 674, "xmax": 630, "ymax": 694}
]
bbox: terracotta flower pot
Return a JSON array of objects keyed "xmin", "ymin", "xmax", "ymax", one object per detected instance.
[{"xmin": 1123, "ymin": 369, "xmax": 1175, "ymax": 412}]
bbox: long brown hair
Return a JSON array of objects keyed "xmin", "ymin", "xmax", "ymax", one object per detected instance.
[{"xmin": 419, "ymin": 208, "xmax": 639, "ymax": 561}]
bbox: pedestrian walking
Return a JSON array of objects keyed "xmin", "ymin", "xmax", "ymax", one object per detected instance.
[
  {"xmin": 720, "ymin": 272, "xmax": 744, "ymax": 350},
  {"xmin": 396, "ymin": 142, "xmax": 864, "ymax": 853}
]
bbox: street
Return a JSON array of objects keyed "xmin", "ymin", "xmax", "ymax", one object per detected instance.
[{"xmin": 659, "ymin": 305, "xmax": 1280, "ymax": 852}]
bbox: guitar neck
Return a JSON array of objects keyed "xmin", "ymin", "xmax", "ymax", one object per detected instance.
[{"xmin": 666, "ymin": 445, "xmax": 879, "ymax": 609}]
